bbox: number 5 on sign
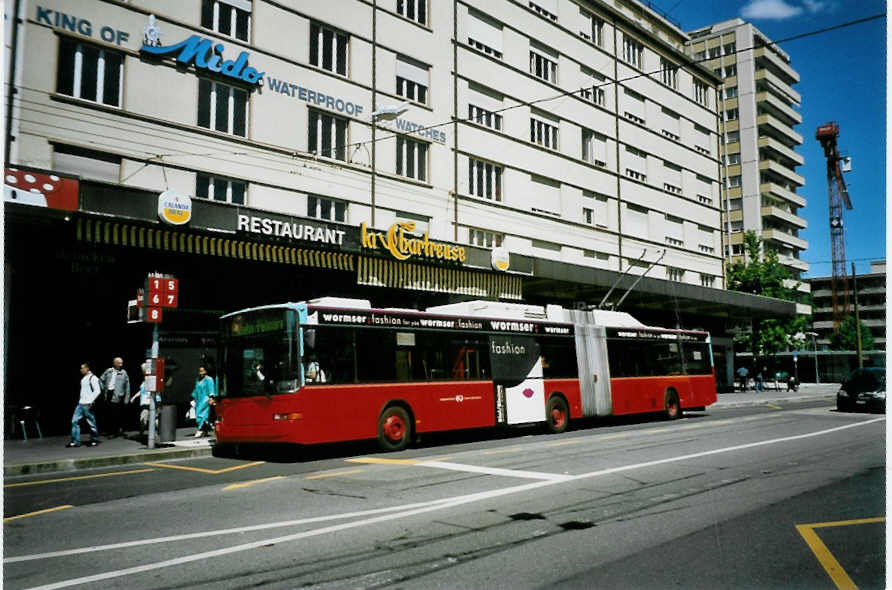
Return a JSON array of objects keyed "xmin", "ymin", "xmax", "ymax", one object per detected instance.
[{"xmin": 147, "ymin": 307, "xmax": 163, "ymax": 323}]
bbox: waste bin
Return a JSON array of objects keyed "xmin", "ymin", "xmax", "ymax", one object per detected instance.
[{"xmin": 159, "ymin": 404, "xmax": 177, "ymax": 442}]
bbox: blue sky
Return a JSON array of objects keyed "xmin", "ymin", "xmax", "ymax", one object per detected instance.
[{"xmin": 663, "ymin": 0, "xmax": 886, "ymax": 277}]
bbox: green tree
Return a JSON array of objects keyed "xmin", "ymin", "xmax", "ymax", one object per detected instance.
[
  {"xmin": 829, "ymin": 315, "xmax": 875, "ymax": 351},
  {"xmin": 726, "ymin": 231, "xmax": 807, "ymax": 364}
]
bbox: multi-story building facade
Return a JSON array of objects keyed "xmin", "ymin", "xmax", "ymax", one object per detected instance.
[
  {"xmin": 686, "ymin": 19, "xmax": 808, "ymax": 288},
  {"xmin": 5, "ymin": 1, "xmax": 797, "ymax": 429},
  {"xmin": 806, "ymin": 261, "xmax": 886, "ymax": 350}
]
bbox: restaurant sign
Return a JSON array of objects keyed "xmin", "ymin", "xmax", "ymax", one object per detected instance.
[{"xmin": 360, "ymin": 221, "xmax": 466, "ymax": 262}]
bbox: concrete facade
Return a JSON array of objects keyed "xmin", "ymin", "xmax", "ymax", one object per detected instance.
[
  {"xmin": 8, "ymin": 0, "xmax": 725, "ymax": 287},
  {"xmin": 685, "ymin": 19, "xmax": 808, "ymax": 289},
  {"xmin": 806, "ymin": 260, "xmax": 886, "ymax": 350}
]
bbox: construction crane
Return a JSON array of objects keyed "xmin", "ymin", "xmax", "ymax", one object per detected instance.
[{"xmin": 815, "ymin": 122, "xmax": 853, "ymax": 329}]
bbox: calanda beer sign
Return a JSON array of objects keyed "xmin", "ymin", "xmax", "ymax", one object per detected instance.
[{"xmin": 360, "ymin": 221, "xmax": 466, "ymax": 262}]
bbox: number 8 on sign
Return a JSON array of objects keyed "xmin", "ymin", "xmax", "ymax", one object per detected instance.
[{"xmin": 147, "ymin": 307, "xmax": 163, "ymax": 323}]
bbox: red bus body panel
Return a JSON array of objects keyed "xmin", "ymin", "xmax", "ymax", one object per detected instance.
[{"xmin": 609, "ymin": 375, "xmax": 717, "ymax": 415}]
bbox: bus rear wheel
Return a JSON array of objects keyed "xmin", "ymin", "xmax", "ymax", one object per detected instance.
[
  {"xmin": 664, "ymin": 390, "xmax": 682, "ymax": 420},
  {"xmin": 377, "ymin": 406, "xmax": 411, "ymax": 452},
  {"xmin": 545, "ymin": 396, "xmax": 569, "ymax": 434}
]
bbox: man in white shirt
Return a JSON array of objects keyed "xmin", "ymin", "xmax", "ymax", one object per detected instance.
[{"xmin": 67, "ymin": 363, "xmax": 101, "ymax": 448}]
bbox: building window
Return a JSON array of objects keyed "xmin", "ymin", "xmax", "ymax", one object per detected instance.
[
  {"xmin": 530, "ymin": 115, "xmax": 559, "ymax": 149},
  {"xmin": 529, "ymin": 48, "xmax": 558, "ymax": 83},
  {"xmin": 623, "ymin": 88, "xmax": 646, "ymax": 125},
  {"xmin": 56, "ymin": 37, "xmax": 123, "ymax": 107},
  {"xmin": 694, "ymin": 50, "xmax": 706, "ymax": 60},
  {"xmin": 660, "ymin": 58, "xmax": 678, "ymax": 89},
  {"xmin": 728, "ymin": 175, "xmax": 742, "ymax": 187},
  {"xmin": 583, "ymin": 207, "xmax": 594, "ymax": 225},
  {"xmin": 723, "ymin": 42, "xmax": 736, "ymax": 55},
  {"xmin": 201, "ymin": 0, "xmax": 251, "ymax": 42},
  {"xmin": 579, "ymin": 9, "xmax": 604, "ymax": 46},
  {"xmin": 727, "ymin": 153, "xmax": 741, "ymax": 165},
  {"xmin": 693, "ymin": 79, "xmax": 709, "ymax": 106},
  {"xmin": 397, "ymin": 0, "xmax": 426, "ymax": 25},
  {"xmin": 725, "ymin": 64, "xmax": 737, "ymax": 77},
  {"xmin": 396, "ymin": 136, "xmax": 428, "ymax": 181},
  {"xmin": 624, "ymin": 146, "xmax": 647, "ymax": 181},
  {"xmin": 726, "ymin": 130, "xmax": 740, "ymax": 144},
  {"xmin": 196, "ymin": 173, "xmax": 246, "ymax": 204},
  {"xmin": 730, "ymin": 220, "xmax": 743, "ymax": 231},
  {"xmin": 580, "ymin": 67, "xmax": 606, "ymax": 105},
  {"xmin": 583, "ymin": 190, "xmax": 609, "ymax": 227},
  {"xmin": 731, "ymin": 243, "xmax": 743, "ymax": 255},
  {"xmin": 468, "ymin": 157, "xmax": 502, "ymax": 201},
  {"xmin": 529, "ymin": 0, "xmax": 557, "ymax": 21},
  {"xmin": 726, "ymin": 108, "xmax": 739, "ymax": 121},
  {"xmin": 661, "ymin": 107, "xmax": 681, "ymax": 141},
  {"xmin": 308, "ymin": 109, "xmax": 348, "ymax": 161},
  {"xmin": 709, "ymin": 47, "xmax": 721, "ymax": 59},
  {"xmin": 198, "ymin": 79, "xmax": 247, "ymax": 136},
  {"xmin": 582, "ymin": 129, "xmax": 607, "ymax": 166},
  {"xmin": 699, "ymin": 244, "xmax": 715, "ymax": 254},
  {"xmin": 396, "ymin": 56, "xmax": 429, "ymax": 105},
  {"xmin": 622, "ymin": 35, "xmax": 644, "ymax": 68},
  {"xmin": 667, "ymin": 267, "xmax": 685, "ymax": 282},
  {"xmin": 468, "ymin": 228, "xmax": 503, "ymax": 248},
  {"xmin": 308, "ymin": 195, "xmax": 347, "ymax": 222},
  {"xmin": 310, "ymin": 22, "xmax": 348, "ymax": 76},
  {"xmin": 467, "ymin": 10, "xmax": 503, "ymax": 58},
  {"xmin": 725, "ymin": 86, "xmax": 738, "ymax": 98},
  {"xmin": 700, "ymin": 274, "xmax": 716, "ymax": 287},
  {"xmin": 698, "ymin": 194, "xmax": 713, "ymax": 205},
  {"xmin": 468, "ymin": 104, "xmax": 502, "ymax": 130},
  {"xmin": 729, "ymin": 198, "xmax": 743, "ymax": 210}
]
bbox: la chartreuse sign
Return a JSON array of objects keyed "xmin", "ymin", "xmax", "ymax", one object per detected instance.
[
  {"xmin": 140, "ymin": 35, "xmax": 264, "ymax": 86},
  {"xmin": 361, "ymin": 222, "xmax": 466, "ymax": 263}
]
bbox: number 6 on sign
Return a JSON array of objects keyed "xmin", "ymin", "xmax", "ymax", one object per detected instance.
[{"xmin": 147, "ymin": 307, "xmax": 163, "ymax": 323}]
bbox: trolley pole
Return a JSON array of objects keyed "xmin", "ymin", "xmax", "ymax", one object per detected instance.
[{"xmin": 852, "ymin": 262, "xmax": 863, "ymax": 368}]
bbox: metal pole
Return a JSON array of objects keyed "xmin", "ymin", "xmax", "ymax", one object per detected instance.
[
  {"xmin": 812, "ymin": 334, "xmax": 820, "ymax": 384},
  {"xmin": 370, "ymin": 0, "xmax": 377, "ymax": 227},
  {"xmin": 852, "ymin": 261, "xmax": 863, "ymax": 367},
  {"xmin": 5, "ymin": 0, "xmax": 23, "ymax": 160},
  {"xmin": 148, "ymin": 324, "xmax": 159, "ymax": 449}
]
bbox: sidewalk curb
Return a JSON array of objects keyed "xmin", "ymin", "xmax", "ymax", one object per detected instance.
[
  {"xmin": 713, "ymin": 394, "xmax": 835, "ymax": 410},
  {"xmin": 4, "ymin": 445, "xmax": 214, "ymax": 477}
]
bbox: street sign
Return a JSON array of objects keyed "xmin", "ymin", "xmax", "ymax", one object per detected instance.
[
  {"xmin": 145, "ymin": 357, "xmax": 165, "ymax": 392},
  {"xmin": 146, "ymin": 276, "xmax": 179, "ymax": 309},
  {"xmin": 146, "ymin": 307, "xmax": 163, "ymax": 323}
]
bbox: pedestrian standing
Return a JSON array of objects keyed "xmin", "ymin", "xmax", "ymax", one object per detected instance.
[
  {"xmin": 100, "ymin": 357, "xmax": 130, "ymax": 437},
  {"xmin": 736, "ymin": 366, "xmax": 749, "ymax": 391},
  {"xmin": 130, "ymin": 363, "xmax": 160, "ymax": 437},
  {"xmin": 191, "ymin": 365, "xmax": 216, "ymax": 437},
  {"xmin": 754, "ymin": 368, "xmax": 764, "ymax": 392},
  {"xmin": 67, "ymin": 363, "xmax": 101, "ymax": 447}
]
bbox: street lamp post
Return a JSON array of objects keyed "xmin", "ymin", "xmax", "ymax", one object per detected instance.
[{"xmin": 806, "ymin": 331, "xmax": 819, "ymax": 384}]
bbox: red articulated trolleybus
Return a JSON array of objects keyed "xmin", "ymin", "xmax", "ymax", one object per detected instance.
[{"xmin": 215, "ymin": 297, "xmax": 716, "ymax": 451}]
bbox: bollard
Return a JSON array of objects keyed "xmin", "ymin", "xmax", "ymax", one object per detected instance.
[{"xmin": 159, "ymin": 404, "xmax": 177, "ymax": 442}]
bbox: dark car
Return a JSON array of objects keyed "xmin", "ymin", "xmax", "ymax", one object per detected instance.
[{"xmin": 837, "ymin": 367, "xmax": 886, "ymax": 413}]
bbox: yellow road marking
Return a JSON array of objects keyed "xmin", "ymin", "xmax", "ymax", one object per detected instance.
[
  {"xmin": 765, "ymin": 403, "xmax": 783, "ymax": 410},
  {"xmin": 810, "ymin": 516, "xmax": 885, "ymax": 528},
  {"xmin": 145, "ymin": 460, "xmax": 265, "ymax": 475},
  {"xmin": 545, "ymin": 439, "xmax": 583, "ymax": 447},
  {"xmin": 345, "ymin": 457, "xmax": 419, "ymax": 465},
  {"xmin": 305, "ymin": 469, "xmax": 363, "ymax": 480},
  {"xmin": 483, "ymin": 447, "xmax": 523, "ymax": 455},
  {"xmin": 796, "ymin": 517, "xmax": 885, "ymax": 590},
  {"xmin": 4, "ymin": 505, "xmax": 73, "ymax": 522},
  {"xmin": 224, "ymin": 476, "xmax": 284, "ymax": 491},
  {"xmin": 4, "ymin": 468, "xmax": 155, "ymax": 488}
]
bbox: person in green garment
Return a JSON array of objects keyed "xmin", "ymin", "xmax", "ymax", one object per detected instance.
[{"xmin": 191, "ymin": 364, "xmax": 216, "ymax": 437}]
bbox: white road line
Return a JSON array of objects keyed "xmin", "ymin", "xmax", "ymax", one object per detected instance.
[
  {"xmin": 19, "ymin": 416, "xmax": 884, "ymax": 590},
  {"xmin": 417, "ymin": 461, "xmax": 573, "ymax": 481},
  {"xmin": 4, "ymin": 498, "xmax": 454, "ymax": 564}
]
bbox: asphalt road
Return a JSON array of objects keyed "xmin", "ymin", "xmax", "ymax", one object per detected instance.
[{"xmin": 4, "ymin": 402, "xmax": 885, "ymax": 590}]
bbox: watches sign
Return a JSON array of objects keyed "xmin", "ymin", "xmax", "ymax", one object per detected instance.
[{"xmin": 158, "ymin": 190, "xmax": 192, "ymax": 225}]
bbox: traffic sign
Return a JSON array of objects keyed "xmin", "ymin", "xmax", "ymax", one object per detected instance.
[
  {"xmin": 146, "ymin": 307, "xmax": 163, "ymax": 323},
  {"xmin": 145, "ymin": 275, "xmax": 179, "ymax": 309}
]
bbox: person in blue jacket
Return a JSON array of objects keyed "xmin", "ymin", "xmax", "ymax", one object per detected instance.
[{"xmin": 191, "ymin": 364, "xmax": 215, "ymax": 437}]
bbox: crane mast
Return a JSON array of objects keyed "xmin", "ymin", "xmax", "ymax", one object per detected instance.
[{"xmin": 815, "ymin": 122, "xmax": 853, "ymax": 329}]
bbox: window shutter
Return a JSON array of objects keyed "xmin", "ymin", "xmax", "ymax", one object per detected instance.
[
  {"xmin": 665, "ymin": 216, "xmax": 683, "ymax": 241},
  {"xmin": 219, "ymin": 0, "xmax": 252, "ymax": 11},
  {"xmin": 623, "ymin": 89, "xmax": 646, "ymax": 119},
  {"xmin": 623, "ymin": 205, "xmax": 648, "ymax": 238},
  {"xmin": 396, "ymin": 56, "xmax": 428, "ymax": 86},
  {"xmin": 467, "ymin": 11, "xmax": 503, "ymax": 53},
  {"xmin": 468, "ymin": 84, "xmax": 502, "ymax": 113}
]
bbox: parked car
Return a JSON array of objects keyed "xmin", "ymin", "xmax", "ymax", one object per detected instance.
[{"xmin": 837, "ymin": 367, "xmax": 886, "ymax": 413}]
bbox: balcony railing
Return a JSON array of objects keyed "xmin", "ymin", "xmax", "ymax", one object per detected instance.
[
  {"xmin": 763, "ymin": 228, "xmax": 808, "ymax": 250},
  {"xmin": 761, "ymin": 182, "xmax": 806, "ymax": 207},
  {"xmin": 755, "ymin": 46, "xmax": 800, "ymax": 84},
  {"xmin": 760, "ymin": 159, "xmax": 805, "ymax": 187},
  {"xmin": 757, "ymin": 113, "xmax": 804, "ymax": 145},
  {"xmin": 761, "ymin": 205, "xmax": 807, "ymax": 229},
  {"xmin": 758, "ymin": 136, "xmax": 804, "ymax": 166}
]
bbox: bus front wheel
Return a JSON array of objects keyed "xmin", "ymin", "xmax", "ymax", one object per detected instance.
[
  {"xmin": 664, "ymin": 390, "xmax": 682, "ymax": 420},
  {"xmin": 545, "ymin": 396, "xmax": 570, "ymax": 434},
  {"xmin": 377, "ymin": 406, "xmax": 412, "ymax": 452}
]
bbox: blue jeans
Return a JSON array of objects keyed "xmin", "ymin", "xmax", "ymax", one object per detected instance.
[{"xmin": 71, "ymin": 404, "xmax": 99, "ymax": 444}]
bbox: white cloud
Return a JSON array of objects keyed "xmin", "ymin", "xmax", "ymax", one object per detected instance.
[
  {"xmin": 803, "ymin": 0, "xmax": 827, "ymax": 12},
  {"xmin": 740, "ymin": 0, "xmax": 803, "ymax": 20}
]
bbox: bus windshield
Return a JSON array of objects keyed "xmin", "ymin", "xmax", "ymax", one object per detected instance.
[{"xmin": 219, "ymin": 309, "xmax": 300, "ymax": 397}]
